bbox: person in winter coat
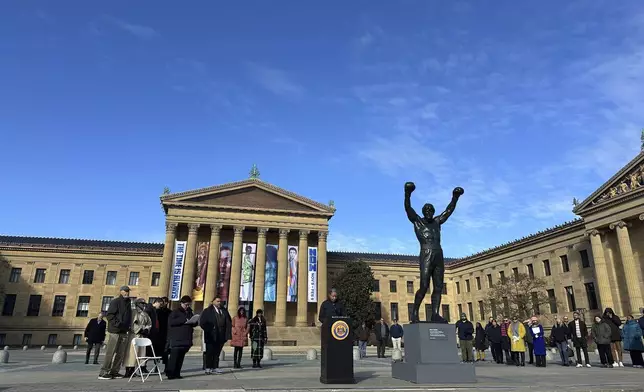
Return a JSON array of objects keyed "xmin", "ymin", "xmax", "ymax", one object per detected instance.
[
  {"xmin": 248, "ymin": 309, "xmax": 268, "ymax": 368},
  {"xmin": 508, "ymin": 316, "xmax": 526, "ymax": 366},
  {"xmin": 356, "ymin": 322, "xmax": 370, "ymax": 358},
  {"xmin": 200, "ymin": 297, "xmax": 232, "ymax": 375},
  {"xmin": 84, "ymin": 312, "xmax": 107, "ymax": 364},
  {"xmin": 568, "ymin": 311, "xmax": 590, "ymax": 367},
  {"xmin": 99, "ymin": 286, "xmax": 132, "ymax": 380},
  {"xmin": 603, "ymin": 308, "xmax": 623, "ymax": 367},
  {"xmin": 592, "ymin": 315, "xmax": 614, "ymax": 367},
  {"xmin": 455, "ymin": 313, "xmax": 474, "ymax": 363},
  {"xmin": 474, "ymin": 322, "xmax": 487, "ymax": 361},
  {"xmin": 622, "ymin": 315, "xmax": 644, "ymax": 368},
  {"xmin": 390, "ymin": 320, "xmax": 404, "ymax": 352},
  {"xmin": 550, "ymin": 319, "xmax": 570, "ymax": 366},
  {"xmin": 166, "ymin": 296, "xmax": 198, "ymax": 379},
  {"xmin": 124, "ymin": 298, "xmax": 152, "ymax": 378},
  {"xmin": 230, "ymin": 306, "xmax": 248, "ymax": 369},
  {"xmin": 528, "ymin": 317, "xmax": 547, "ymax": 367},
  {"xmin": 500, "ymin": 317, "xmax": 512, "ymax": 364},
  {"xmin": 523, "ymin": 319, "xmax": 534, "ymax": 365},
  {"xmin": 487, "ymin": 320, "xmax": 503, "ymax": 364},
  {"xmin": 374, "ymin": 318, "xmax": 389, "ymax": 358}
]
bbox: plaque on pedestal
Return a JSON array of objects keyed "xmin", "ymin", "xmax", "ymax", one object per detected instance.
[{"xmin": 392, "ymin": 323, "xmax": 476, "ymax": 384}]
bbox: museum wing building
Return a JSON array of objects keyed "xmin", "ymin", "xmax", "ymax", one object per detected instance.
[{"xmin": 1, "ymin": 152, "xmax": 644, "ymax": 347}]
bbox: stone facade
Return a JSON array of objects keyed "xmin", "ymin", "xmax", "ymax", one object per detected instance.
[{"xmin": 1, "ymin": 153, "xmax": 644, "ymax": 347}]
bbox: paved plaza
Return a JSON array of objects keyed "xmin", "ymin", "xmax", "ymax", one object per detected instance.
[{"xmin": 1, "ymin": 348, "xmax": 644, "ymax": 392}]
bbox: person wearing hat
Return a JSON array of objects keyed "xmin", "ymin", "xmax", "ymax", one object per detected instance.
[
  {"xmin": 123, "ymin": 298, "xmax": 152, "ymax": 378},
  {"xmin": 98, "ymin": 286, "xmax": 133, "ymax": 380}
]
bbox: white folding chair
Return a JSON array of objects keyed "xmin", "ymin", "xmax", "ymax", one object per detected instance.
[{"xmin": 128, "ymin": 337, "xmax": 163, "ymax": 383}]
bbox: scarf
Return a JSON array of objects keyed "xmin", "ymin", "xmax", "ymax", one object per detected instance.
[{"xmin": 511, "ymin": 321, "xmax": 520, "ymax": 336}]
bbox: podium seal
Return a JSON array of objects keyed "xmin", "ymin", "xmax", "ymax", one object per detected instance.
[{"xmin": 331, "ymin": 320, "xmax": 349, "ymax": 340}]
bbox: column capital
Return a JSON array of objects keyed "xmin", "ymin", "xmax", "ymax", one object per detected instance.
[
  {"xmin": 279, "ymin": 229, "xmax": 290, "ymax": 238},
  {"xmin": 299, "ymin": 229, "xmax": 310, "ymax": 237},
  {"xmin": 165, "ymin": 222, "xmax": 178, "ymax": 233},
  {"xmin": 188, "ymin": 223, "xmax": 200, "ymax": 234},
  {"xmin": 234, "ymin": 226, "xmax": 245, "ymax": 235},
  {"xmin": 609, "ymin": 220, "xmax": 631, "ymax": 230},
  {"xmin": 318, "ymin": 231, "xmax": 328, "ymax": 241},
  {"xmin": 210, "ymin": 224, "xmax": 223, "ymax": 233},
  {"xmin": 584, "ymin": 229, "xmax": 602, "ymax": 237},
  {"xmin": 640, "ymin": 213, "xmax": 644, "ymax": 221},
  {"xmin": 257, "ymin": 227, "xmax": 269, "ymax": 238}
]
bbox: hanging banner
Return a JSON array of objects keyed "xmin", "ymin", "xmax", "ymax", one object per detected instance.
[
  {"xmin": 308, "ymin": 247, "xmax": 317, "ymax": 303},
  {"xmin": 170, "ymin": 240, "xmax": 187, "ymax": 301},
  {"xmin": 217, "ymin": 242, "xmax": 233, "ymax": 301},
  {"xmin": 240, "ymin": 243, "xmax": 256, "ymax": 301},
  {"xmin": 264, "ymin": 244, "xmax": 278, "ymax": 302},
  {"xmin": 192, "ymin": 242, "xmax": 210, "ymax": 302},
  {"xmin": 287, "ymin": 245, "xmax": 299, "ymax": 302}
]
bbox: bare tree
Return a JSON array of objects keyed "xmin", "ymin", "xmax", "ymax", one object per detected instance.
[{"xmin": 482, "ymin": 272, "xmax": 559, "ymax": 321}]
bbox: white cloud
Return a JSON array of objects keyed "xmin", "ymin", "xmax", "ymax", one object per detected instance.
[
  {"xmin": 104, "ymin": 16, "xmax": 158, "ymax": 40},
  {"xmin": 246, "ymin": 63, "xmax": 304, "ymax": 98}
]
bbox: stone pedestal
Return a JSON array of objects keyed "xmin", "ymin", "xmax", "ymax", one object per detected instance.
[{"xmin": 392, "ymin": 323, "xmax": 476, "ymax": 384}]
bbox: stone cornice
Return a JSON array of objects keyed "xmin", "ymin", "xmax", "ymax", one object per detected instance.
[{"xmin": 165, "ymin": 201, "xmax": 334, "ymax": 218}]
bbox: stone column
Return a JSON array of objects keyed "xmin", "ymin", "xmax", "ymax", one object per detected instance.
[
  {"xmin": 586, "ymin": 229, "xmax": 614, "ymax": 310},
  {"xmin": 160, "ymin": 222, "xmax": 178, "ymax": 297},
  {"xmin": 253, "ymin": 228, "xmax": 269, "ymax": 314},
  {"xmin": 296, "ymin": 230, "xmax": 310, "ymax": 326},
  {"xmin": 180, "ymin": 223, "xmax": 200, "ymax": 298},
  {"xmin": 203, "ymin": 225, "xmax": 222, "ymax": 304},
  {"xmin": 274, "ymin": 229, "xmax": 290, "ymax": 327},
  {"xmin": 227, "ymin": 226, "xmax": 245, "ymax": 313},
  {"xmin": 610, "ymin": 220, "xmax": 643, "ymax": 313},
  {"xmin": 317, "ymin": 231, "xmax": 328, "ymax": 313}
]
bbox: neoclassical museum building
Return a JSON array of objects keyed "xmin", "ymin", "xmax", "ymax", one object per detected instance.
[{"xmin": 1, "ymin": 151, "xmax": 644, "ymax": 347}]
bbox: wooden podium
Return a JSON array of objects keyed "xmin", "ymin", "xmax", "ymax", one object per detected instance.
[{"xmin": 320, "ymin": 316, "xmax": 355, "ymax": 384}]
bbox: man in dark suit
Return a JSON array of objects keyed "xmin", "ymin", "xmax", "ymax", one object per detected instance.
[
  {"xmin": 200, "ymin": 297, "xmax": 232, "ymax": 375},
  {"xmin": 84, "ymin": 311, "xmax": 107, "ymax": 364},
  {"xmin": 318, "ymin": 288, "xmax": 346, "ymax": 323},
  {"xmin": 374, "ymin": 318, "xmax": 390, "ymax": 358}
]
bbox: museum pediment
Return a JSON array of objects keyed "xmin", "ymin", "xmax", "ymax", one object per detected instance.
[
  {"xmin": 574, "ymin": 151, "xmax": 644, "ymax": 215},
  {"xmin": 161, "ymin": 179, "xmax": 335, "ymax": 216}
]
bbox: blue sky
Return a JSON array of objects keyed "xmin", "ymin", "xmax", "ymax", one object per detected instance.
[{"xmin": 1, "ymin": 1, "xmax": 643, "ymax": 258}]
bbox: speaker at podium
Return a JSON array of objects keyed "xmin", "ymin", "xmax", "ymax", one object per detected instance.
[{"xmin": 320, "ymin": 316, "xmax": 355, "ymax": 384}]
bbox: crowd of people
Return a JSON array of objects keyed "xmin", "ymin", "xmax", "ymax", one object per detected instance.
[{"xmin": 88, "ymin": 286, "xmax": 269, "ymax": 381}]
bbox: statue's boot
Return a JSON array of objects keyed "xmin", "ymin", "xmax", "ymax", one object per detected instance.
[
  {"xmin": 430, "ymin": 313, "xmax": 448, "ymax": 324},
  {"xmin": 410, "ymin": 309, "xmax": 420, "ymax": 323}
]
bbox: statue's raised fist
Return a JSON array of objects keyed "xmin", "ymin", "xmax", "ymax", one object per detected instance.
[
  {"xmin": 404, "ymin": 182, "xmax": 416, "ymax": 193},
  {"xmin": 453, "ymin": 187, "xmax": 464, "ymax": 196}
]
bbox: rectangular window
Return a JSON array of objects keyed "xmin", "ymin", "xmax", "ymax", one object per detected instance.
[
  {"xmin": 543, "ymin": 260, "xmax": 551, "ymax": 276},
  {"xmin": 442, "ymin": 304, "xmax": 450, "ymax": 322},
  {"xmin": 390, "ymin": 303, "xmax": 399, "ymax": 321},
  {"xmin": 425, "ymin": 304, "xmax": 432, "ymax": 321},
  {"xmin": 406, "ymin": 281, "xmax": 414, "ymax": 294},
  {"xmin": 389, "ymin": 280, "xmax": 397, "ymax": 293},
  {"xmin": 467, "ymin": 302, "xmax": 474, "ymax": 321},
  {"xmin": 373, "ymin": 302, "xmax": 382, "ymax": 320},
  {"xmin": 465, "ymin": 279, "xmax": 471, "ymax": 293},
  {"xmin": 58, "ymin": 269, "xmax": 70, "ymax": 284},
  {"xmin": 442, "ymin": 284, "xmax": 447, "ymax": 295},
  {"xmin": 73, "ymin": 334, "xmax": 82, "ymax": 346},
  {"xmin": 490, "ymin": 299, "xmax": 497, "ymax": 319},
  {"xmin": 52, "ymin": 295, "xmax": 66, "ymax": 317},
  {"xmin": 547, "ymin": 289, "xmax": 557, "ymax": 313},
  {"xmin": 499, "ymin": 271, "xmax": 506, "ymax": 283},
  {"xmin": 407, "ymin": 303, "xmax": 414, "ymax": 321},
  {"xmin": 76, "ymin": 296, "xmax": 90, "ymax": 317},
  {"xmin": 22, "ymin": 334, "xmax": 32, "ymax": 346},
  {"xmin": 502, "ymin": 297, "xmax": 510, "ymax": 315},
  {"xmin": 478, "ymin": 300, "xmax": 485, "ymax": 320},
  {"xmin": 531, "ymin": 292, "xmax": 540, "ymax": 315},
  {"xmin": 456, "ymin": 282, "xmax": 461, "ymax": 294},
  {"xmin": 565, "ymin": 286, "xmax": 577, "ymax": 311},
  {"xmin": 561, "ymin": 255, "xmax": 570, "ymax": 273},
  {"xmin": 47, "ymin": 334, "xmax": 57, "ymax": 346},
  {"xmin": 0, "ymin": 334, "xmax": 5, "ymax": 346},
  {"xmin": 458, "ymin": 303, "xmax": 463, "ymax": 316},
  {"xmin": 9, "ymin": 267, "xmax": 21, "ymax": 283},
  {"xmin": 82, "ymin": 270, "xmax": 94, "ymax": 285},
  {"xmin": 105, "ymin": 271, "xmax": 117, "ymax": 285},
  {"xmin": 34, "ymin": 268, "xmax": 47, "ymax": 283},
  {"xmin": 580, "ymin": 250, "xmax": 591, "ymax": 268},
  {"xmin": 585, "ymin": 282, "xmax": 599, "ymax": 310},
  {"xmin": 476, "ymin": 277, "xmax": 481, "ymax": 290},
  {"xmin": 27, "ymin": 295, "xmax": 42, "ymax": 316},
  {"xmin": 372, "ymin": 280, "xmax": 380, "ymax": 292},
  {"xmin": 512, "ymin": 267, "xmax": 519, "ymax": 281},
  {"xmin": 2, "ymin": 294, "xmax": 16, "ymax": 316},
  {"xmin": 128, "ymin": 271, "xmax": 140, "ymax": 286},
  {"xmin": 527, "ymin": 264, "xmax": 534, "ymax": 279},
  {"xmin": 487, "ymin": 274, "xmax": 493, "ymax": 288},
  {"xmin": 101, "ymin": 296, "xmax": 113, "ymax": 312},
  {"xmin": 151, "ymin": 272, "xmax": 161, "ymax": 286}
]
